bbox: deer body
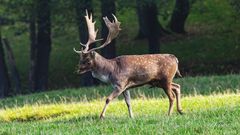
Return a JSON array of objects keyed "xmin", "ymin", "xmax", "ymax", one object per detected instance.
[
  {"xmin": 91, "ymin": 52, "xmax": 179, "ymax": 89},
  {"xmin": 74, "ymin": 10, "xmax": 183, "ymax": 119}
]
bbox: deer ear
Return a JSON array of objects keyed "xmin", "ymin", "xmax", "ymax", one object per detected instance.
[{"xmin": 90, "ymin": 51, "xmax": 96, "ymax": 58}]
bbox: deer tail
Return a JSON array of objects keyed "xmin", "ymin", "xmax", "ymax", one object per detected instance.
[
  {"xmin": 169, "ymin": 54, "xmax": 182, "ymax": 77},
  {"xmin": 173, "ymin": 55, "xmax": 182, "ymax": 77},
  {"xmin": 176, "ymin": 69, "xmax": 182, "ymax": 77}
]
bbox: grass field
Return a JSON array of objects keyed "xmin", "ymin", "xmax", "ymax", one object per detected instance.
[{"xmin": 0, "ymin": 74, "xmax": 240, "ymax": 134}]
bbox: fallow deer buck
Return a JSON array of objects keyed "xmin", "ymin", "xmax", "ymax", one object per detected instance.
[{"xmin": 74, "ymin": 11, "xmax": 183, "ymax": 119}]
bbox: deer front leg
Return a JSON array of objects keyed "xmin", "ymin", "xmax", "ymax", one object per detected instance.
[
  {"xmin": 171, "ymin": 82, "xmax": 184, "ymax": 114},
  {"xmin": 100, "ymin": 89, "xmax": 123, "ymax": 119},
  {"xmin": 123, "ymin": 90, "xmax": 134, "ymax": 118}
]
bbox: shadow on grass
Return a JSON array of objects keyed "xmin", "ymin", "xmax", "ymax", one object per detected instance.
[{"xmin": 8, "ymin": 111, "xmax": 72, "ymax": 122}]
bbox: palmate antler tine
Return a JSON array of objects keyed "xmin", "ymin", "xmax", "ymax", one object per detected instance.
[
  {"xmin": 87, "ymin": 14, "xmax": 121, "ymax": 52},
  {"xmin": 112, "ymin": 14, "xmax": 120, "ymax": 24}
]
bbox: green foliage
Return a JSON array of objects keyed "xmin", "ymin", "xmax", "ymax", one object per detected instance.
[
  {"xmin": 0, "ymin": 0, "xmax": 36, "ymax": 22},
  {"xmin": 229, "ymin": 0, "xmax": 240, "ymax": 16},
  {"xmin": 0, "ymin": 0, "xmax": 240, "ymax": 89},
  {"xmin": 187, "ymin": 0, "xmax": 237, "ymax": 25}
]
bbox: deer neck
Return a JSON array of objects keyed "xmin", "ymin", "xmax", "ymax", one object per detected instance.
[{"xmin": 91, "ymin": 52, "xmax": 115, "ymax": 83}]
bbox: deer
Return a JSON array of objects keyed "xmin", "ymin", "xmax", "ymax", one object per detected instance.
[{"xmin": 74, "ymin": 10, "xmax": 184, "ymax": 119}]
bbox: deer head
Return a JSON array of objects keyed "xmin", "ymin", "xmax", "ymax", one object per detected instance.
[{"xmin": 74, "ymin": 10, "xmax": 121, "ymax": 74}]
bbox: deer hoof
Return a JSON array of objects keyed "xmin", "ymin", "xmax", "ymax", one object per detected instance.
[
  {"xmin": 178, "ymin": 110, "xmax": 185, "ymax": 115},
  {"xmin": 100, "ymin": 115, "xmax": 105, "ymax": 119}
]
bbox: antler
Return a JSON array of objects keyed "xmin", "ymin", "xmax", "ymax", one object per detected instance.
[
  {"xmin": 80, "ymin": 10, "xmax": 103, "ymax": 53},
  {"xmin": 87, "ymin": 14, "xmax": 121, "ymax": 52},
  {"xmin": 74, "ymin": 10, "xmax": 121, "ymax": 54}
]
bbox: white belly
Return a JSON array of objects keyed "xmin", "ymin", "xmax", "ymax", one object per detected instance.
[{"xmin": 92, "ymin": 72, "xmax": 110, "ymax": 83}]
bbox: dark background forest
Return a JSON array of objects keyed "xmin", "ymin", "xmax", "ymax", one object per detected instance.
[{"xmin": 0, "ymin": 0, "xmax": 239, "ymax": 98}]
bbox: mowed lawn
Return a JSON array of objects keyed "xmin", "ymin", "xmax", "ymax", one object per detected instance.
[{"xmin": 0, "ymin": 75, "xmax": 240, "ymax": 134}]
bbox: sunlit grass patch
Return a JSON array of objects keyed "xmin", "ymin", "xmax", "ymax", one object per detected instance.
[{"xmin": 0, "ymin": 93, "xmax": 239, "ymax": 122}]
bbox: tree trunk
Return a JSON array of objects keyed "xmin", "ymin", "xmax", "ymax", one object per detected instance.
[
  {"xmin": 34, "ymin": 0, "xmax": 51, "ymax": 91},
  {"xmin": 74, "ymin": 0, "xmax": 97, "ymax": 86},
  {"xmin": 0, "ymin": 30, "xmax": 11, "ymax": 98},
  {"xmin": 136, "ymin": 0, "xmax": 168, "ymax": 40},
  {"xmin": 29, "ymin": 14, "xmax": 37, "ymax": 92},
  {"xmin": 136, "ymin": 0, "xmax": 161, "ymax": 53},
  {"xmin": 148, "ymin": 36, "xmax": 160, "ymax": 54},
  {"xmin": 100, "ymin": 0, "xmax": 116, "ymax": 59},
  {"xmin": 169, "ymin": 0, "xmax": 190, "ymax": 33},
  {"xmin": 2, "ymin": 38, "xmax": 21, "ymax": 94}
]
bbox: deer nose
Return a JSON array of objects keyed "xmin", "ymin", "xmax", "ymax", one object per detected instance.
[
  {"xmin": 77, "ymin": 68, "xmax": 85, "ymax": 74},
  {"xmin": 77, "ymin": 66, "xmax": 88, "ymax": 73}
]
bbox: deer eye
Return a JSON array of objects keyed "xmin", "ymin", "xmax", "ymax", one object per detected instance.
[{"xmin": 82, "ymin": 60, "xmax": 91, "ymax": 65}]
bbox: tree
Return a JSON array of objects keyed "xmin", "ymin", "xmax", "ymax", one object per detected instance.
[
  {"xmin": 0, "ymin": 29, "xmax": 10, "ymax": 98},
  {"xmin": 169, "ymin": 0, "xmax": 190, "ymax": 33},
  {"xmin": 0, "ymin": 16, "xmax": 15, "ymax": 97},
  {"xmin": 29, "ymin": 10, "xmax": 37, "ymax": 91},
  {"xmin": 100, "ymin": 0, "xmax": 116, "ymax": 59},
  {"xmin": 2, "ymin": 38, "xmax": 21, "ymax": 94},
  {"xmin": 136, "ymin": 0, "xmax": 162, "ymax": 53},
  {"xmin": 1, "ymin": 0, "xmax": 51, "ymax": 92},
  {"xmin": 136, "ymin": 0, "xmax": 168, "ymax": 40},
  {"xmin": 74, "ymin": 0, "xmax": 97, "ymax": 86},
  {"xmin": 34, "ymin": 0, "xmax": 52, "ymax": 91}
]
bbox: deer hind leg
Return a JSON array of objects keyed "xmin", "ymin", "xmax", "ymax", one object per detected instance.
[
  {"xmin": 123, "ymin": 90, "xmax": 134, "ymax": 118},
  {"xmin": 171, "ymin": 82, "xmax": 184, "ymax": 114},
  {"xmin": 100, "ymin": 89, "xmax": 123, "ymax": 119},
  {"xmin": 163, "ymin": 82, "xmax": 175, "ymax": 116}
]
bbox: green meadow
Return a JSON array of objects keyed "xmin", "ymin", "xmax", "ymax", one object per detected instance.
[{"xmin": 0, "ymin": 75, "xmax": 240, "ymax": 134}]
